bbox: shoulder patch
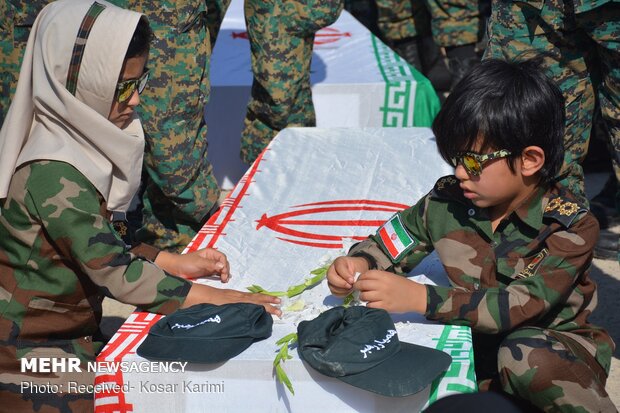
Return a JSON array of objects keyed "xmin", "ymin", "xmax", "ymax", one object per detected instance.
[
  {"xmin": 431, "ymin": 175, "xmax": 470, "ymax": 205},
  {"xmin": 377, "ymin": 214, "xmax": 418, "ymax": 261},
  {"xmin": 434, "ymin": 175, "xmax": 459, "ymax": 191},
  {"xmin": 543, "ymin": 196, "xmax": 587, "ymax": 227}
]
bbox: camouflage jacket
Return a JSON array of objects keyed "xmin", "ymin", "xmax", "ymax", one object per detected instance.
[
  {"xmin": 0, "ymin": 161, "xmax": 191, "ymax": 363},
  {"xmin": 518, "ymin": 0, "xmax": 619, "ymax": 14},
  {"xmin": 349, "ymin": 175, "xmax": 614, "ymax": 373}
]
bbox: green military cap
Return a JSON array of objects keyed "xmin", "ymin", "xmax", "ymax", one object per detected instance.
[
  {"xmin": 297, "ymin": 306, "xmax": 452, "ymax": 397},
  {"xmin": 137, "ymin": 303, "xmax": 273, "ymax": 363}
]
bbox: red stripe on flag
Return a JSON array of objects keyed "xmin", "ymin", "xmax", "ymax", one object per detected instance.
[{"xmin": 378, "ymin": 227, "xmax": 399, "ymax": 258}]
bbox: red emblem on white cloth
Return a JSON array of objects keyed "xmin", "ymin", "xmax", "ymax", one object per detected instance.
[
  {"xmin": 256, "ymin": 199, "xmax": 407, "ymax": 248},
  {"xmin": 232, "ymin": 27, "xmax": 352, "ymax": 46}
]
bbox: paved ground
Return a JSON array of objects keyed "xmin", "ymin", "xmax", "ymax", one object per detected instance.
[{"xmin": 102, "ymin": 172, "xmax": 620, "ymax": 408}]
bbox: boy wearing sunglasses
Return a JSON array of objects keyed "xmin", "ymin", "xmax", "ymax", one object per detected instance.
[{"xmin": 327, "ymin": 59, "xmax": 615, "ymax": 411}]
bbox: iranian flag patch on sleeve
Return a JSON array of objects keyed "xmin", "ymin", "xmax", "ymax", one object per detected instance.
[{"xmin": 377, "ymin": 214, "xmax": 418, "ymax": 261}]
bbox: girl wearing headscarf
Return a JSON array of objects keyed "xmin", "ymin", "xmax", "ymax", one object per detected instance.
[{"xmin": 0, "ymin": 1, "xmax": 280, "ymax": 411}]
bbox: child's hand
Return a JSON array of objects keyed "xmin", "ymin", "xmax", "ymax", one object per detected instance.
[
  {"xmin": 355, "ymin": 270, "xmax": 427, "ymax": 314},
  {"xmin": 182, "ymin": 284, "xmax": 282, "ymax": 317},
  {"xmin": 327, "ymin": 256, "xmax": 369, "ymax": 296},
  {"xmin": 156, "ymin": 248, "xmax": 230, "ymax": 282}
]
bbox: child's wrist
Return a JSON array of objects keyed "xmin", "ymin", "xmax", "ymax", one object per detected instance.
[
  {"xmin": 350, "ymin": 252, "xmax": 376, "ymax": 270},
  {"xmin": 155, "ymin": 251, "xmax": 179, "ymax": 275},
  {"xmin": 410, "ymin": 282, "xmax": 428, "ymax": 314}
]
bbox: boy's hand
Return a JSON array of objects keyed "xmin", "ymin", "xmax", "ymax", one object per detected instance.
[
  {"xmin": 355, "ymin": 270, "xmax": 427, "ymax": 314},
  {"xmin": 327, "ymin": 256, "xmax": 370, "ymax": 296},
  {"xmin": 156, "ymin": 248, "xmax": 230, "ymax": 282},
  {"xmin": 182, "ymin": 284, "xmax": 282, "ymax": 316}
]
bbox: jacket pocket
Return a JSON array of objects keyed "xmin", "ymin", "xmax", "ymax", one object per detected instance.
[{"xmin": 18, "ymin": 297, "xmax": 97, "ymax": 341}]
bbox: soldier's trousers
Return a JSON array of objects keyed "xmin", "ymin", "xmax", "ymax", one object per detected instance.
[
  {"xmin": 485, "ymin": 2, "xmax": 620, "ymax": 205},
  {"xmin": 374, "ymin": 0, "xmax": 482, "ymax": 47},
  {"xmin": 0, "ymin": 0, "xmax": 40, "ymax": 126},
  {"xmin": 239, "ymin": 0, "xmax": 343, "ymax": 164},
  {"xmin": 110, "ymin": 0, "xmax": 222, "ymax": 252},
  {"xmin": 474, "ymin": 327, "xmax": 615, "ymax": 412}
]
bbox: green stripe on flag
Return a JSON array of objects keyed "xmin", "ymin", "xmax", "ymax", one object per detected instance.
[
  {"xmin": 370, "ymin": 35, "xmax": 440, "ymax": 127},
  {"xmin": 427, "ymin": 325, "xmax": 477, "ymax": 407},
  {"xmin": 391, "ymin": 216, "xmax": 412, "ymax": 247}
]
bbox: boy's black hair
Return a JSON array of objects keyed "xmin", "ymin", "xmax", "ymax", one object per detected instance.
[
  {"xmin": 125, "ymin": 16, "xmax": 152, "ymax": 59},
  {"xmin": 432, "ymin": 59, "xmax": 565, "ymax": 185}
]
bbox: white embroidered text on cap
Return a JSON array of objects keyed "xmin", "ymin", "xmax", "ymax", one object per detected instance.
[
  {"xmin": 359, "ymin": 329, "xmax": 397, "ymax": 359},
  {"xmin": 171, "ymin": 315, "xmax": 221, "ymax": 330}
]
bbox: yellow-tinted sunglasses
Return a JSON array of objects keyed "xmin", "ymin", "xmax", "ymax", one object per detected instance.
[
  {"xmin": 451, "ymin": 149, "xmax": 512, "ymax": 176},
  {"xmin": 115, "ymin": 68, "xmax": 149, "ymax": 104}
]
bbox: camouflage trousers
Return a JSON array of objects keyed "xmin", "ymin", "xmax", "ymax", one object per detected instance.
[
  {"xmin": 0, "ymin": 340, "xmax": 96, "ymax": 413},
  {"xmin": 484, "ymin": 1, "xmax": 620, "ymax": 206},
  {"xmin": 240, "ymin": 0, "xmax": 344, "ymax": 164},
  {"xmin": 109, "ymin": 0, "xmax": 222, "ymax": 252},
  {"xmin": 375, "ymin": 0, "xmax": 482, "ymax": 47},
  {"xmin": 474, "ymin": 327, "xmax": 615, "ymax": 412}
]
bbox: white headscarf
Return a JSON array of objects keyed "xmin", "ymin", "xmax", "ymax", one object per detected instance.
[{"xmin": 0, "ymin": 0, "xmax": 145, "ymax": 212}]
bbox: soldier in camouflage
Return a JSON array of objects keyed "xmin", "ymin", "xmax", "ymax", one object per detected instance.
[
  {"xmin": 327, "ymin": 60, "xmax": 615, "ymax": 411},
  {"xmin": 372, "ymin": 0, "xmax": 484, "ymax": 91},
  {"xmin": 106, "ymin": 0, "xmax": 223, "ymax": 252},
  {"xmin": 484, "ymin": 0, "xmax": 620, "ymax": 212},
  {"xmin": 239, "ymin": 0, "xmax": 344, "ymax": 164},
  {"xmin": 0, "ymin": 3, "xmax": 279, "ymax": 411}
]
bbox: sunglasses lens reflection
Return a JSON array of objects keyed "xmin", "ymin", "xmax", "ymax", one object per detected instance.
[
  {"xmin": 462, "ymin": 156, "xmax": 481, "ymax": 175},
  {"xmin": 117, "ymin": 84, "xmax": 135, "ymax": 103}
]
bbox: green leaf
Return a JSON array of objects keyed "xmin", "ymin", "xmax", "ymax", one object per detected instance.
[
  {"xmin": 276, "ymin": 333, "xmax": 298, "ymax": 346},
  {"xmin": 343, "ymin": 292, "xmax": 355, "ymax": 307},
  {"xmin": 246, "ymin": 284, "xmax": 287, "ymax": 297},
  {"xmin": 248, "ymin": 261, "xmax": 332, "ymax": 299},
  {"xmin": 310, "ymin": 266, "xmax": 327, "ymax": 276},
  {"xmin": 273, "ymin": 333, "xmax": 298, "ymax": 395},
  {"xmin": 285, "ymin": 284, "xmax": 307, "ymax": 298},
  {"xmin": 273, "ymin": 351, "xmax": 283, "ymax": 366},
  {"xmin": 275, "ymin": 363, "xmax": 295, "ymax": 395}
]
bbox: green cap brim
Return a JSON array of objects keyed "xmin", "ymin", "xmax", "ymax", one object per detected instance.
[
  {"xmin": 137, "ymin": 333, "xmax": 254, "ymax": 364},
  {"xmin": 337, "ymin": 342, "xmax": 452, "ymax": 397}
]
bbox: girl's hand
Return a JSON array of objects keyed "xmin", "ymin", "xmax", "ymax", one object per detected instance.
[
  {"xmin": 156, "ymin": 248, "xmax": 230, "ymax": 282},
  {"xmin": 182, "ymin": 284, "xmax": 282, "ymax": 317}
]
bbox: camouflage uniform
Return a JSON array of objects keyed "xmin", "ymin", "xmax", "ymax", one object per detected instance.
[
  {"xmin": 107, "ymin": 0, "xmax": 222, "ymax": 252},
  {"xmin": 484, "ymin": 0, "xmax": 620, "ymax": 205},
  {"xmin": 0, "ymin": 1, "xmax": 47, "ymax": 125},
  {"xmin": 349, "ymin": 176, "xmax": 615, "ymax": 411},
  {"xmin": 375, "ymin": 0, "xmax": 482, "ymax": 47},
  {"xmin": 1, "ymin": 0, "xmax": 221, "ymax": 252},
  {"xmin": 0, "ymin": 161, "xmax": 191, "ymax": 413},
  {"xmin": 240, "ymin": 0, "xmax": 344, "ymax": 164}
]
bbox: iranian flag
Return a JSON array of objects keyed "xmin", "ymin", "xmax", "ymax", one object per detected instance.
[{"xmin": 378, "ymin": 214, "xmax": 416, "ymax": 259}]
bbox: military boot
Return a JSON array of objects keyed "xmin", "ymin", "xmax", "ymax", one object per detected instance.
[
  {"xmin": 391, "ymin": 36, "xmax": 423, "ymax": 72},
  {"xmin": 445, "ymin": 43, "xmax": 480, "ymax": 90},
  {"xmin": 419, "ymin": 35, "xmax": 451, "ymax": 94}
]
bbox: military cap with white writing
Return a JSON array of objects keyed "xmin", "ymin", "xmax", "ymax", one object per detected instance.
[
  {"xmin": 297, "ymin": 306, "xmax": 451, "ymax": 397},
  {"xmin": 138, "ymin": 303, "xmax": 273, "ymax": 363}
]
